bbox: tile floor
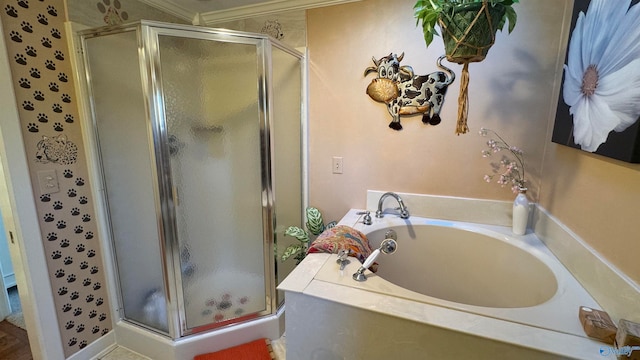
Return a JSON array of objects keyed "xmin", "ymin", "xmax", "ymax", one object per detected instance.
[{"xmin": 102, "ymin": 334, "xmax": 286, "ymax": 359}]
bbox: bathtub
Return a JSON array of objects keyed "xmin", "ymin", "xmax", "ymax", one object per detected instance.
[{"xmin": 279, "ymin": 209, "xmax": 614, "ymax": 360}]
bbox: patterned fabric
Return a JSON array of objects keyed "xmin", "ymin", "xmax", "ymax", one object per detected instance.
[{"xmin": 307, "ymin": 225, "xmax": 373, "ymax": 264}]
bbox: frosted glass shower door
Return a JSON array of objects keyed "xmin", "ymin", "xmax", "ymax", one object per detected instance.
[{"xmin": 156, "ymin": 33, "xmax": 267, "ymax": 331}]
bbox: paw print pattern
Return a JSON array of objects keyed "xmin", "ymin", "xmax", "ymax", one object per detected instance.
[
  {"xmin": 70, "ymin": 291, "xmax": 79, "ymax": 300},
  {"xmin": 49, "ymin": 82, "xmax": 59, "ymax": 92},
  {"xmin": 55, "ymin": 269, "xmax": 64, "ymax": 278},
  {"xmin": 90, "ymin": 266, "xmax": 99, "ymax": 274},
  {"xmin": 51, "ymin": 28, "xmax": 61, "ymax": 39},
  {"xmin": 73, "ymin": 225, "xmax": 83, "ymax": 234},
  {"xmin": 79, "ymin": 196, "xmax": 88, "ymax": 204},
  {"xmin": 101, "ymin": 328, "xmax": 109, "ymax": 335},
  {"xmin": 5, "ymin": 5, "xmax": 18, "ymax": 17},
  {"xmin": 71, "ymin": 207, "xmax": 80, "ymax": 216},
  {"xmin": 51, "ymin": 250, "xmax": 61, "ymax": 259},
  {"xmin": 58, "ymin": 287, "xmax": 68, "ymax": 295},
  {"xmin": 17, "ymin": 1, "xmax": 29, "ymax": 9},
  {"xmin": 89, "ymin": 310, "xmax": 97, "ymax": 319},
  {"xmin": 33, "ymin": 90, "xmax": 44, "ymax": 101},
  {"xmin": 93, "ymin": 282, "xmax": 101, "ymax": 290},
  {"xmin": 76, "ymin": 324, "xmax": 84, "ymax": 333},
  {"xmin": 25, "ymin": 45, "xmax": 36, "ymax": 56},
  {"xmin": 99, "ymin": 313, "xmax": 107, "ymax": 321},
  {"xmin": 92, "ymin": 326, "xmax": 100, "ymax": 334},
  {"xmin": 27, "ymin": 123, "xmax": 38, "ymax": 132},
  {"xmin": 54, "ymin": 50, "xmax": 64, "ymax": 61},
  {"xmin": 95, "ymin": 298, "xmax": 104, "ymax": 306},
  {"xmin": 41, "ymin": 37, "xmax": 51, "ymax": 48},
  {"xmin": 73, "ymin": 307, "xmax": 82, "ymax": 316},
  {"xmin": 79, "ymin": 340, "xmax": 88, "ymax": 349},
  {"xmin": 45, "ymin": 59, "xmax": 55, "ymax": 70},
  {"xmin": 15, "ymin": 54, "xmax": 27, "ymax": 65},
  {"xmin": 43, "ymin": 213, "xmax": 54, "ymax": 222},
  {"xmin": 52, "ymin": 103, "xmax": 62, "ymax": 113},
  {"xmin": 46, "ymin": 232, "xmax": 57, "ymax": 241},
  {"xmin": 65, "ymin": 321, "xmax": 74, "ymax": 330},
  {"xmin": 87, "ymin": 249, "xmax": 96, "ymax": 258},
  {"xmin": 63, "ymin": 256, "xmax": 73, "ymax": 265},
  {"xmin": 85, "ymin": 232, "xmax": 94, "ymax": 239},
  {"xmin": 62, "ymin": 94, "xmax": 71, "ymax": 103},
  {"xmin": 22, "ymin": 22, "xmax": 33, "ymax": 34},
  {"xmin": 76, "ymin": 244, "xmax": 85, "ymax": 252},
  {"xmin": 37, "ymin": 14, "xmax": 48, "ymax": 25},
  {"xmin": 19, "ymin": 78, "xmax": 30, "ymax": 88},
  {"xmin": 79, "ymin": 261, "xmax": 88, "ymax": 269},
  {"xmin": 62, "ymin": 303, "xmax": 72, "ymax": 312},
  {"xmin": 41, "ymin": 194, "xmax": 51, "ymax": 202},
  {"xmin": 47, "ymin": 6, "xmax": 58, "ymax": 17},
  {"xmin": 22, "ymin": 100, "xmax": 34, "ymax": 110},
  {"xmin": 68, "ymin": 337, "xmax": 77, "ymax": 346},
  {"xmin": 53, "ymin": 122, "xmax": 63, "ymax": 131},
  {"xmin": 60, "ymin": 238, "xmax": 70, "ymax": 248},
  {"xmin": 37, "ymin": 113, "xmax": 48, "ymax": 122},
  {"xmin": 82, "ymin": 214, "xmax": 91, "ymax": 222},
  {"xmin": 85, "ymin": 294, "xmax": 94, "ymax": 303},
  {"xmin": 82, "ymin": 278, "xmax": 91, "ymax": 286},
  {"xmin": 53, "ymin": 200, "xmax": 62, "ymax": 210},
  {"xmin": 63, "ymin": 169, "xmax": 73, "ymax": 178},
  {"xmin": 68, "ymin": 189, "xmax": 76, "ymax": 197},
  {"xmin": 29, "ymin": 68, "xmax": 40, "ymax": 78},
  {"xmin": 10, "ymin": 31, "xmax": 22, "ymax": 43},
  {"xmin": 58, "ymin": 73, "xmax": 68, "ymax": 82},
  {"xmin": 56, "ymin": 220, "xmax": 66, "ymax": 229},
  {"xmin": 65, "ymin": 114, "xmax": 75, "ymax": 123},
  {"xmin": 67, "ymin": 274, "xmax": 76, "ymax": 283}
]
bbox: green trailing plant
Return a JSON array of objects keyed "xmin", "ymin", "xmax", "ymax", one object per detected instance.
[
  {"xmin": 281, "ymin": 207, "xmax": 336, "ymax": 264},
  {"xmin": 414, "ymin": 0, "xmax": 519, "ymax": 48}
]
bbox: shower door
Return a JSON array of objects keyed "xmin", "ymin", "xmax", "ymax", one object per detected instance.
[
  {"xmin": 153, "ymin": 28, "xmax": 269, "ymax": 333},
  {"xmin": 82, "ymin": 21, "xmax": 304, "ymax": 339}
]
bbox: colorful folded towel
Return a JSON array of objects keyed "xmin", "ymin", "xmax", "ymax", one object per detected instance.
[{"xmin": 307, "ymin": 225, "xmax": 374, "ymax": 265}]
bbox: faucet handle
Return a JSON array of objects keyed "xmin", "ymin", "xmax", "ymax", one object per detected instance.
[{"xmin": 356, "ymin": 211, "xmax": 372, "ymax": 225}]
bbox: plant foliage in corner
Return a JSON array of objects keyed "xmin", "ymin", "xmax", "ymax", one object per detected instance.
[
  {"xmin": 281, "ymin": 207, "xmax": 336, "ymax": 264},
  {"xmin": 414, "ymin": 0, "xmax": 519, "ymax": 48}
]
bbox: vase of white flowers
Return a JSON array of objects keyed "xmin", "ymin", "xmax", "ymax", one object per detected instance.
[{"xmin": 479, "ymin": 128, "xmax": 529, "ymax": 235}]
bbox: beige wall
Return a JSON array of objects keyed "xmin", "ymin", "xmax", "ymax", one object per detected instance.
[{"xmin": 307, "ymin": 0, "xmax": 640, "ymax": 284}]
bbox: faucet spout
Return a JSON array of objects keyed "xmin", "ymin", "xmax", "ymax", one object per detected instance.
[{"xmin": 375, "ymin": 192, "xmax": 409, "ymax": 219}]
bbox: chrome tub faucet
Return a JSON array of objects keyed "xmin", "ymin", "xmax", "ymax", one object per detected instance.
[{"xmin": 375, "ymin": 192, "xmax": 409, "ymax": 219}]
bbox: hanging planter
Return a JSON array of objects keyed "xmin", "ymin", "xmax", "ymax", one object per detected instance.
[{"xmin": 414, "ymin": 0, "xmax": 518, "ymax": 134}]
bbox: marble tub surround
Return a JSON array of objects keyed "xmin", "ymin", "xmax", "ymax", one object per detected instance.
[
  {"xmin": 279, "ymin": 209, "xmax": 613, "ymax": 359},
  {"xmin": 532, "ymin": 206, "xmax": 640, "ymax": 326},
  {"xmin": 365, "ymin": 190, "xmax": 527, "ymax": 227}
]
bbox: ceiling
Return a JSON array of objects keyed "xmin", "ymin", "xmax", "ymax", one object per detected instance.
[{"xmin": 139, "ymin": 0, "xmax": 361, "ymax": 24}]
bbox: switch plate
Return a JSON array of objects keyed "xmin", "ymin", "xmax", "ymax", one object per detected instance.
[
  {"xmin": 37, "ymin": 169, "xmax": 60, "ymax": 195},
  {"xmin": 332, "ymin": 157, "xmax": 343, "ymax": 174}
]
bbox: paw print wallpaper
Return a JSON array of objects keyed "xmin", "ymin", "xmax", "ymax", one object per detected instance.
[{"xmin": 1, "ymin": 0, "xmax": 112, "ymax": 356}]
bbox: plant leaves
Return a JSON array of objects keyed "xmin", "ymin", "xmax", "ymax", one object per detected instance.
[
  {"xmin": 305, "ymin": 207, "xmax": 325, "ymax": 236},
  {"xmin": 284, "ymin": 226, "xmax": 310, "ymax": 243},
  {"xmin": 281, "ymin": 244, "xmax": 302, "ymax": 262},
  {"xmin": 326, "ymin": 221, "xmax": 337, "ymax": 230}
]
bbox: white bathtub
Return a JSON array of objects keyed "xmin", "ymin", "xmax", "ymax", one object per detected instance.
[{"xmin": 279, "ymin": 209, "xmax": 615, "ymax": 360}]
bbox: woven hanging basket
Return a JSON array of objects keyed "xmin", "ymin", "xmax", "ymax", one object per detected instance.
[{"xmin": 437, "ymin": 1, "xmax": 505, "ymax": 134}]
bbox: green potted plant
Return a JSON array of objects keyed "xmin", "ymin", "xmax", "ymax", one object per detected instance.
[
  {"xmin": 413, "ymin": 0, "xmax": 519, "ymax": 134},
  {"xmin": 280, "ymin": 207, "xmax": 336, "ymax": 264}
]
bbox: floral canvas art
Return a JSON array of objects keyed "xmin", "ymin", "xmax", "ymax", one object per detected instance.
[{"xmin": 551, "ymin": 0, "xmax": 640, "ymax": 163}]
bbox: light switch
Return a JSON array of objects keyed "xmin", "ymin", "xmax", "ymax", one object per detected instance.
[{"xmin": 37, "ymin": 169, "xmax": 60, "ymax": 195}]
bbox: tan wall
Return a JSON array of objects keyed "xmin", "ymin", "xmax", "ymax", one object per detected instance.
[{"xmin": 307, "ymin": 0, "xmax": 640, "ymax": 284}]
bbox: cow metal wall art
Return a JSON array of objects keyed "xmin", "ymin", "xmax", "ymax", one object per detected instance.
[{"xmin": 364, "ymin": 53, "xmax": 455, "ymax": 130}]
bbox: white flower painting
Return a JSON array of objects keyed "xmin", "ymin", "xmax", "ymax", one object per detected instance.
[{"xmin": 554, "ymin": 0, "xmax": 640, "ymax": 161}]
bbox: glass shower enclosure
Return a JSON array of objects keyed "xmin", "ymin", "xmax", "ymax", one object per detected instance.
[{"xmin": 79, "ymin": 21, "xmax": 304, "ymax": 338}]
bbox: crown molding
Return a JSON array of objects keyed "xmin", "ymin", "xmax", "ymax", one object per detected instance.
[
  {"xmin": 137, "ymin": 0, "xmax": 198, "ymax": 23},
  {"xmin": 199, "ymin": 0, "xmax": 362, "ymax": 25}
]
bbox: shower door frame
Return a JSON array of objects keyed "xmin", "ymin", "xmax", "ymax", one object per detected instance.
[{"xmin": 80, "ymin": 20, "xmax": 306, "ymax": 340}]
